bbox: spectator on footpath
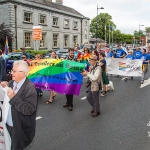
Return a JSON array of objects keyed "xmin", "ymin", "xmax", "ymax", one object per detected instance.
[
  {"xmin": 0, "ymin": 60, "xmax": 37, "ymax": 150},
  {"xmin": 20, "ymin": 47, "xmax": 30, "ymax": 60},
  {"xmin": 46, "ymin": 51, "xmax": 57, "ymax": 104},
  {"xmin": 63, "ymin": 48, "xmax": 76, "ymax": 111},
  {"xmin": 0, "ymin": 50, "xmax": 7, "ymax": 82},
  {"xmin": 81, "ymin": 55, "xmax": 102, "ymax": 117}
]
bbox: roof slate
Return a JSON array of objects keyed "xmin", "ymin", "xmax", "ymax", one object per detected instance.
[{"xmin": 25, "ymin": 0, "xmax": 85, "ymax": 18}]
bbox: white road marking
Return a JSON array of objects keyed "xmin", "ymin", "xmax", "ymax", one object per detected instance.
[
  {"xmin": 140, "ymin": 78, "xmax": 150, "ymax": 88},
  {"xmin": 81, "ymin": 96, "xmax": 87, "ymax": 100},
  {"xmin": 36, "ymin": 116, "xmax": 42, "ymax": 120}
]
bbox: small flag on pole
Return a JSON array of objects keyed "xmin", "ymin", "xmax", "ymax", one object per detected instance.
[{"xmin": 4, "ymin": 36, "xmax": 8, "ymax": 55}]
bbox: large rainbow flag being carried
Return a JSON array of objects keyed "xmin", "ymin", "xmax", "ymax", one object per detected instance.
[{"xmin": 28, "ymin": 59, "xmax": 86, "ymax": 95}]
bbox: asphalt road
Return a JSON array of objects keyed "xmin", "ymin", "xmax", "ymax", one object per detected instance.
[{"xmin": 27, "ymin": 68, "xmax": 150, "ymax": 150}]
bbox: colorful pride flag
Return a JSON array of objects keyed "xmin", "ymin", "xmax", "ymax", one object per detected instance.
[
  {"xmin": 28, "ymin": 59, "xmax": 86, "ymax": 95},
  {"xmin": 4, "ymin": 36, "xmax": 8, "ymax": 55},
  {"xmin": 119, "ymin": 62, "xmax": 126, "ymax": 71}
]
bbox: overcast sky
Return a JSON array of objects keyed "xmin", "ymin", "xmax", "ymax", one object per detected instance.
[{"xmin": 63, "ymin": 0, "xmax": 150, "ymax": 35}]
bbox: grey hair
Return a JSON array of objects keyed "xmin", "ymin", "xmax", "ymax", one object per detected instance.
[{"xmin": 13, "ymin": 60, "xmax": 29, "ymax": 75}]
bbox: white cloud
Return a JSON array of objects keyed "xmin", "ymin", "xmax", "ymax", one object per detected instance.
[{"xmin": 63, "ymin": 0, "xmax": 150, "ymax": 34}]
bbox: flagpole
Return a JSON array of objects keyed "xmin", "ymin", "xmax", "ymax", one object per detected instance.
[
  {"xmin": 112, "ymin": 27, "xmax": 113, "ymax": 47},
  {"xmin": 105, "ymin": 22, "xmax": 106, "ymax": 45},
  {"xmin": 109, "ymin": 24, "xmax": 110, "ymax": 45}
]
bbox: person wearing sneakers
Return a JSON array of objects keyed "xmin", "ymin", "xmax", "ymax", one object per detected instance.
[
  {"xmin": 99, "ymin": 52, "xmax": 109, "ymax": 96},
  {"xmin": 81, "ymin": 55, "xmax": 102, "ymax": 117},
  {"xmin": 141, "ymin": 48, "xmax": 149, "ymax": 84},
  {"xmin": 123, "ymin": 49, "xmax": 135, "ymax": 81},
  {"xmin": 63, "ymin": 48, "xmax": 76, "ymax": 111}
]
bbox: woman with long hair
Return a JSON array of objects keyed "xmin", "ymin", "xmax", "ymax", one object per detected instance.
[
  {"xmin": 46, "ymin": 51, "xmax": 57, "ymax": 104},
  {"xmin": 81, "ymin": 47, "xmax": 90, "ymax": 71}
]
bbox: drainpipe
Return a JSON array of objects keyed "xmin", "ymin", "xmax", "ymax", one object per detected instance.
[
  {"xmin": 81, "ymin": 19, "xmax": 83, "ymax": 44},
  {"xmin": 14, "ymin": 5, "xmax": 17, "ymax": 50}
]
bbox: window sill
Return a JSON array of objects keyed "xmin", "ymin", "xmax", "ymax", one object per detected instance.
[
  {"xmin": 64, "ymin": 27, "xmax": 70, "ymax": 29},
  {"xmin": 39, "ymin": 47, "xmax": 47, "ymax": 50},
  {"xmin": 23, "ymin": 21, "xmax": 33, "ymax": 24},
  {"xmin": 73, "ymin": 28, "xmax": 78, "ymax": 30},
  {"xmin": 52, "ymin": 25, "xmax": 59, "ymax": 28},
  {"xmin": 39, "ymin": 24, "xmax": 47, "ymax": 26}
]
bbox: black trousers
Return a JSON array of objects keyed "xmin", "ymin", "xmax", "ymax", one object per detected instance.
[
  {"xmin": 6, "ymin": 123, "xmax": 15, "ymax": 150},
  {"xmin": 66, "ymin": 95, "xmax": 73, "ymax": 107}
]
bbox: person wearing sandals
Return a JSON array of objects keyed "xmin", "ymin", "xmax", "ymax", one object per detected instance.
[
  {"xmin": 99, "ymin": 52, "xmax": 109, "ymax": 96},
  {"xmin": 46, "ymin": 51, "xmax": 57, "ymax": 104},
  {"xmin": 35, "ymin": 54, "xmax": 43, "ymax": 96}
]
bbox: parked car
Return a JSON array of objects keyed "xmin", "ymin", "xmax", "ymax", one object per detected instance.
[
  {"xmin": 44, "ymin": 49, "xmax": 68, "ymax": 58},
  {"xmin": 6, "ymin": 52, "xmax": 35, "ymax": 72}
]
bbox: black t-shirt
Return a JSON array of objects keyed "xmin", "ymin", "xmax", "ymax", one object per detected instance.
[{"xmin": 100, "ymin": 58, "xmax": 106, "ymax": 72}]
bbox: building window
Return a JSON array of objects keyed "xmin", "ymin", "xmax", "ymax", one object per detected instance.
[
  {"xmin": 53, "ymin": 17, "xmax": 58, "ymax": 26},
  {"xmin": 53, "ymin": 34, "xmax": 58, "ymax": 47},
  {"xmin": 85, "ymin": 29, "xmax": 87, "ymax": 39},
  {"xmin": 24, "ymin": 12, "xmax": 32, "ymax": 22},
  {"xmin": 24, "ymin": 32, "xmax": 31, "ymax": 47},
  {"xmin": 40, "ymin": 34, "xmax": 46, "ymax": 47},
  {"xmin": 73, "ymin": 21, "xmax": 78, "ymax": 29},
  {"xmin": 64, "ymin": 35, "xmax": 69, "ymax": 48},
  {"xmin": 85, "ymin": 21, "xmax": 87, "ymax": 26},
  {"xmin": 73, "ymin": 36, "xmax": 77, "ymax": 47},
  {"xmin": 39, "ymin": 15, "xmax": 46, "ymax": 24},
  {"xmin": 64, "ymin": 19, "xmax": 69, "ymax": 28}
]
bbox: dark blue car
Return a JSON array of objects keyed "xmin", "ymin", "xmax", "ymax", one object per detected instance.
[{"xmin": 6, "ymin": 52, "xmax": 35, "ymax": 73}]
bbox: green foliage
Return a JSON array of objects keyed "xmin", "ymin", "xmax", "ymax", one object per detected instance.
[
  {"xmin": 145, "ymin": 27, "xmax": 150, "ymax": 34},
  {"xmin": 0, "ymin": 22, "xmax": 13, "ymax": 51},
  {"xmin": 14, "ymin": 49, "xmax": 48, "ymax": 55},
  {"xmin": 90, "ymin": 13, "xmax": 116, "ymax": 42}
]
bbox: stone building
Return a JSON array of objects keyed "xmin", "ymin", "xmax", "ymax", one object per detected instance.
[{"xmin": 0, "ymin": 0, "xmax": 90, "ymax": 50}]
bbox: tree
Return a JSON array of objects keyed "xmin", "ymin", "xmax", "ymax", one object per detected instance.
[
  {"xmin": 145, "ymin": 27, "xmax": 150, "ymax": 35},
  {"xmin": 0, "ymin": 22, "xmax": 13, "ymax": 51},
  {"xmin": 90, "ymin": 13, "xmax": 116, "ymax": 43}
]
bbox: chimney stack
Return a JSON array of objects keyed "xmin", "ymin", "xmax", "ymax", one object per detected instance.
[{"xmin": 55, "ymin": 0, "xmax": 63, "ymax": 5}]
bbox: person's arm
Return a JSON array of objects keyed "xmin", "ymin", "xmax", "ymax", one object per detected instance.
[
  {"xmin": 9, "ymin": 83, "xmax": 37, "ymax": 116},
  {"xmin": 87, "ymin": 68, "xmax": 100, "ymax": 81}
]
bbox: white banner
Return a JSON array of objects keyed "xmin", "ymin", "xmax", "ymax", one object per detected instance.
[
  {"xmin": 105, "ymin": 58, "xmax": 143, "ymax": 76},
  {"xmin": 0, "ymin": 86, "xmax": 11, "ymax": 150}
]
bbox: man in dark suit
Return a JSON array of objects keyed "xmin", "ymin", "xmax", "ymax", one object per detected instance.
[
  {"xmin": 0, "ymin": 49, "xmax": 6, "ymax": 82},
  {"xmin": 1, "ymin": 60, "xmax": 37, "ymax": 150}
]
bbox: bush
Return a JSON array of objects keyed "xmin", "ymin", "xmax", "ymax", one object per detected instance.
[{"xmin": 13, "ymin": 49, "xmax": 49, "ymax": 55}]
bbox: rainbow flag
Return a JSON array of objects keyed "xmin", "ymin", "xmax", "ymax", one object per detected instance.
[
  {"xmin": 4, "ymin": 36, "xmax": 8, "ymax": 55},
  {"xmin": 28, "ymin": 59, "xmax": 86, "ymax": 95},
  {"xmin": 119, "ymin": 62, "xmax": 126, "ymax": 71}
]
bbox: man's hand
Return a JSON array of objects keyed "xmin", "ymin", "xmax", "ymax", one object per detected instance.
[
  {"xmin": 7, "ymin": 87, "xmax": 16, "ymax": 99},
  {"xmin": 81, "ymin": 70, "xmax": 87, "ymax": 76}
]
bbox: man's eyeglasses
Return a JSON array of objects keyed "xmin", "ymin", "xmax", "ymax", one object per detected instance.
[
  {"xmin": 11, "ymin": 70, "xmax": 24, "ymax": 73},
  {"xmin": 22, "ymin": 57, "xmax": 26, "ymax": 59}
]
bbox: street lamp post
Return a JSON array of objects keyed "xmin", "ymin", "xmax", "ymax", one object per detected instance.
[
  {"xmin": 96, "ymin": 4, "xmax": 104, "ymax": 46},
  {"xmin": 139, "ymin": 24, "xmax": 144, "ymax": 32}
]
